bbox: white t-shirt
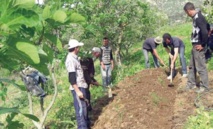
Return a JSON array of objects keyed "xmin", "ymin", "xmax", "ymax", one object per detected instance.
[{"xmin": 65, "ymin": 53, "xmax": 88, "ymax": 90}]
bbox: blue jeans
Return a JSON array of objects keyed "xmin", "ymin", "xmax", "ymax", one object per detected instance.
[
  {"xmin": 187, "ymin": 47, "xmax": 209, "ymax": 89},
  {"xmin": 142, "ymin": 49, "xmax": 159, "ymax": 68},
  {"xmin": 71, "ymin": 88, "xmax": 90, "ymax": 129},
  {"xmin": 179, "ymin": 47, "xmax": 187, "ymax": 74},
  {"xmin": 170, "ymin": 47, "xmax": 187, "ymax": 75},
  {"xmin": 101, "ymin": 64, "xmax": 112, "ymax": 92}
]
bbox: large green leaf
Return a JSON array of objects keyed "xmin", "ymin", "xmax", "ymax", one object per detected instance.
[
  {"xmin": 16, "ymin": 42, "xmax": 40, "ymax": 64},
  {"xmin": 32, "ymin": 49, "xmax": 50, "ymax": 75},
  {"xmin": 0, "ymin": 52, "xmax": 20, "ymax": 71},
  {"xmin": 69, "ymin": 12, "xmax": 86, "ymax": 23},
  {"xmin": 44, "ymin": 33, "xmax": 63, "ymax": 52},
  {"xmin": 0, "ymin": 107, "xmax": 39, "ymax": 122},
  {"xmin": 0, "ymin": 78, "xmax": 26, "ymax": 91},
  {"xmin": 14, "ymin": 0, "xmax": 35, "ymax": 9},
  {"xmin": 1, "ymin": 10, "xmax": 39, "ymax": 31},
  {"xmin": 0, "ymin": 107, "xmax": 19, "ymax": 114},
  {"xmin": 56, "ymin": 38, "xmax": 62, "ymax": 52},
  {"xmin": 43, "ymin": 44, "xmax": 54, "ymax": 62},
  {"xmin": 22, "ymin": 113, "xmax": 39, "ymax": 122},
  {"xmin": 44, "ymin": 33, "xmax": 57, "ymax": 44},
  {"xmin": 53, "ymin": 10, "xmax": 67, "ymax": 23},
  {"xmin": 42, "ymin": 5, "xmax": 51, "ymax": 20}
]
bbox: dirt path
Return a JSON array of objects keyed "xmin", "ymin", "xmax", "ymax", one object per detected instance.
[{"xmin": 90, "ymin": 68, "xmax": 213, "ymax": 129}]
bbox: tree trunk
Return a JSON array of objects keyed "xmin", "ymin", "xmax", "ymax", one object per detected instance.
[{"xmin": 115, "ymin": 28, "xmax": 124, "ymax": 66}]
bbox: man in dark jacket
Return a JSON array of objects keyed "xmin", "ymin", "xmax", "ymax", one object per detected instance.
[
  {"xmin": 184, "ymin": 2, "xmax": 209, "ymax": 93},
  {"xmin": 162, "ymin": 33, "xmax": 188, "ymax": 79}
]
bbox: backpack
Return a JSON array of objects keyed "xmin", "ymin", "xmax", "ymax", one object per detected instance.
[{"xmin": 21, "ymin": 67, "xmax": 47, "ymax": 97}]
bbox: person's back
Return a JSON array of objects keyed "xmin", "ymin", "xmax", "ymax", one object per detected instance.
[
  {"xmin": 191, "ymin": 11, "xmax": 208, "ymax": 45},
  {"xmin": 143, "ymin": 38, "xmax": 156, "ymax": 51},
  {"xmin": 142, "ymin": 36, "xmax": 165, "ymax": 68},
  {"xmin": 80, "ymin": 57, "xmax": 94, "ymax": 84}
]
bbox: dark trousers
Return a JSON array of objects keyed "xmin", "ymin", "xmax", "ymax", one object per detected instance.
[
  {"xmin": 85, "ymin": 83, "xmax": 92, "ymax": 111},
  {"xmin": 71, "ymin": 88, "xmax": 90, "ymax": 129},
  {"xmin": 187, "ymin": 47, "xmax": 209, "ymax": 89}
]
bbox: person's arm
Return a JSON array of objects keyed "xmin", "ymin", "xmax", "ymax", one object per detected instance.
[
  {"xmin": 110, "ymin": 49, "xmax": 114, "ymax": 70},
  {"xmin": 164, "ymin": 47, "xmax": 174, "ymax": 59},
  {"xmin": 152, "ymin": 49, "xmax": 166, "ymax": 66},
  {"xmin": 69, "ymin": 72, "xmax": 83, "ymax": 98},
  {"xmin": 197, "ymin": 18, "xmax": 208, "ymax": 47},
  {"xmin": 99, "ymin": 48, "xmax": 105, "ymax": 70},
  {"xmin": 88, "ymin": 58, "xmax": 95, "ymax": 76},
  {"xmin": 171, "ymin": 48, "xmax": 178, "ymax": 69}
]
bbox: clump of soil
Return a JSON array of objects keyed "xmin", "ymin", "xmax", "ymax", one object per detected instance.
[{"xmin": 90, "ymin": 68, "xmax": 213, "ymax": 129}]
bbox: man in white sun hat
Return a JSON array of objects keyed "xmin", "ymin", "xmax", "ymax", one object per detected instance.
[
  {"xmin": 142, "ymin": 36, "xmax": 166, "ymax": 68},
  {"xmin": 65, "ymin": 39, "xmax": 91, "ymax": 129}
]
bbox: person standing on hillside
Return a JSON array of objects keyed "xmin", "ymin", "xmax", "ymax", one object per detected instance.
[
  {"xmin": 79, "ymin": 51, "xmax": 101, "ymax": 125},
  {"xmin": 183, "ymin": 2, "xmax": 209, "ymax": 93},
  {"xmin": 65, "ymin": 39, "xmax": 90, "ymax": 129},
  {"xmin": 142, "ymin": 36, "xmax": 166, "ymax": 68},
  {"xmin": 100, "ymin": 37, "xmax": 114, "ymax": 94},
  {"xmin": 162, "ymin": 33, "xmax": 188, "ymax": 79}
]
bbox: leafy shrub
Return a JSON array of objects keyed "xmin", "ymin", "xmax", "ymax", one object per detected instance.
[{"xmin": 184, "ymin": 108, "xmax": 213, "ymax": 129}]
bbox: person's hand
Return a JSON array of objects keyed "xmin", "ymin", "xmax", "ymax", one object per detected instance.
[
  {"xmin": 169, "ymin": 54, "xmax": 173, "ymax": 60},
  {"xmin": 91, "ymin": 81, "xmax": 101, "ymax": 86},
  {"xmin": 111, "ymin": 64, "xmax": 114, "ymax": 70},
  {"xmin": 76, "ymin": 90, "xmax": 83, "ymax": 98},
  {"xmin": 195, "ymin": 45, "xmax": 203, "ymax": 51},
  {"xmin": 160, "ymin": 60, "xmax": 166, "ymax": 66}
]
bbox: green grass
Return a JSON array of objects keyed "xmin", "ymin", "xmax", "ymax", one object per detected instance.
[{"xmin": 184, "ymin": 108, "xmax": 213, "ymax": 129}]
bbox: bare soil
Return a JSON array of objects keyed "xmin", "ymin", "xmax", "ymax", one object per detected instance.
[{"xmin": 90, "ymin": 68, "xmax": 213, "ymax": 129}]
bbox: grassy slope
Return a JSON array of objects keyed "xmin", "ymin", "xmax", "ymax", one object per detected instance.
[{"xmin": 121, "ymin": 22, "xmax": 192, "ymax": 77}]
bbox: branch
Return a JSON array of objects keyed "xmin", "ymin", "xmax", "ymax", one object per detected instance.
[
  {"xmin": 36, "ymin": 22, "xmax": 45, "ymax": 45},
  {"xmin": 28, "ymin": 92, "xmax": 40, "ymax": 128},
  {"xmin": 40, "ymin": 66, "xmax": 58, "ymax": 127}
]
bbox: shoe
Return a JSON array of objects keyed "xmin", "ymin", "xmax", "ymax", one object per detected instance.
[
  {"xmin": 167, "ymin": 75, "xmax": 172, "ymax": 80},
  {"xmin": 196, "ymin": 87, "xmax": 209, "ymax": 93},
  {"xmin": 182, "ymin": 74, "xmax": 188, "ymax": 78}
]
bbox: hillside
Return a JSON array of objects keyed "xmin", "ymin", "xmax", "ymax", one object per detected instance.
[{"xmin": 90, "ymin": 68, "xmax": 213, "ymax": 129}]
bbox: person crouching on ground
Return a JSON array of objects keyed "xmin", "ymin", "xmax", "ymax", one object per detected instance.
[
  {"xmin": 142, "ymin": 36, "xmax": 166, "ymax": 68},
  {"xmin": 162, "ymin": 33, "xmax": 188, "ymax": 79}
]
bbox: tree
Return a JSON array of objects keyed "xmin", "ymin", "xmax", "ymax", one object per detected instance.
[
  {"xmin": 62, "ymin": 0, "xmax": 165, "ymax": 66},
  {"xmin": 147, "ymin": 0, "xmax": 204, "ymax": 23},
  {"xmin": 203, "ymin": 0, "xmax": 213, "ymax": 23},
  {"xmin": 0, "ymin": 0, "xmax": 85, "ymax": 128}
]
